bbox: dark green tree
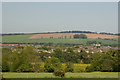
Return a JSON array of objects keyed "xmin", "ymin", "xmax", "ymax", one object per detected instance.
[
  {"xmin": 73, "ymin": 34, "xmax": 87, "ymax": 39},
  {"xmin": 44, "ymin": 57, "xmax": 62, "ymax": 72}
]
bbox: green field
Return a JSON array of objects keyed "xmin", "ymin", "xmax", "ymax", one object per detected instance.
[
  {"xmin": 2, "ymin": 72, "xmax": 118, "ymax": 78},
  {"xmin": 2, "ymin": 34, "xmax": 118, "ymax": 46}
]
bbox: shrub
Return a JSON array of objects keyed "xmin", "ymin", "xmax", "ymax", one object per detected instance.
[
  {"xmin": 85, "ymin": 66, "xmax": 94, "ymax": 72},
  {"xmin": 32, "ymin": 64, "xmax": 45, "ymax": 72},
  {"xmin": 44, "ymin": 63, "xmax": 54, "ymax": 72},
  {"xmin": 54, "ymin": 69, "xmax": 65, "ymax": 77},
  {"xmin": 16, "ymin": 64, "xmax": 32, "ymax": 72},
  {"xmin": 65, "ymin": 63, "xmax": 74, "ymax": 72}
]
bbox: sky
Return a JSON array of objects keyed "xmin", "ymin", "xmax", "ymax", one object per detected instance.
[{"xmin": 2, "ymin": 2, "xmax": 118, "ymax": 33}]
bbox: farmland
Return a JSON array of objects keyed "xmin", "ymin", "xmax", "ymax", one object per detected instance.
[
  {"xmin": 2, "ymin": 34, "xmax": 118, "ymax": 46},
  {"xmin": 29, "ymin": 33, "xmax": 118, "ymax": 39}
]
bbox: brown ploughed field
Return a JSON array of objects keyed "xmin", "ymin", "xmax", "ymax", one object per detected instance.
[{"xmin": 29, "ymin": 33, "xmax": 118, "ymax": 39}]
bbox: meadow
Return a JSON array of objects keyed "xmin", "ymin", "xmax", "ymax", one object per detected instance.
[{"xmin": 2, "ymin": 72, "xmax": 118, "ymax": 78}]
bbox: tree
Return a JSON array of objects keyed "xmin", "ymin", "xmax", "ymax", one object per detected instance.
[
  {"xmin": 16, "ymin": 64, "xmax": 32, "ymax": 72},
  {"xmin": 73, "ymin": 34, "xmax": 87, "ymax": 39},
  {"xmin": 44, "ymin": 57, "xmax": 62, "ymax": 72},
  {"xmin": 2, "ymin": 52, "xmax": 9, "ymax": 72},
  {"xmin": 2, "ymin": 49, "xmax": 22, "ymax": 72},
  {"xmin": 53, "ymin": 49, "xmax": 64, "ymax": 62},
  {"xmin": 54, "ymin": 69, "xmax": 65, "ymax": 77},
  {"xmin": 65, "ymin": 36, "xmax": 67, "ymax": 39},
  {"xmin": 86, "ymin": 49, "xmax": 120, "ymax": 72},
  {"xmin": 69, "ymin": 36, "xmax": 72, "ymax": 39},
  {"xmin": 63, "ymin": 48, "xmax": 78, "ymax": 63},
  {"xmin": 65, "ymin": 62, "xmax": 74, "ymax": 72},
  {"xmin": 2, "ymin": 46, "xmax": 41, "ymax": 72}
]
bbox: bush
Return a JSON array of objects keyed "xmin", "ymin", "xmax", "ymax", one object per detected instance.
[
  {"xmin": 16, "ymin": 64, "xmax": 32, "ymax": 72},
  {"xmin": 44, "ymin": 63, "xmax": 54, "ymax": 72},
  {"xmin": 85, "ymin": 66, "xmax": 94, "ymax": 72},
  {"xmin": 54, "ymin": 69, "xmax": 65, "ymax": 77},
  {"xmin": 76, "ymin": 68, "xmax": 85, "ymax": 72},
  {"xmin": 32, "ymin": 64, "xmax": 45, "ymax": 72},
  {"xmin": 65, "ymin": 63, "xmax": 74, "ymax": 72}
]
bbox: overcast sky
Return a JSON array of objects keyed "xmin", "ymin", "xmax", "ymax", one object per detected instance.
[{"xmin": 2, "ymin": 2, "xmax": 118, "ymax": 33}]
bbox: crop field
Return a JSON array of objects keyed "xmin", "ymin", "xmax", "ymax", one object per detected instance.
[
  {"xmin": 36, "ymin": 63, "xmax": 90, "ymax": 73},
  {"xmin": 2, "ymin": 72, "xmax": 118, "ymax": 78},
  {"xmin": 2, "ymin": 34, "xmax": 118, "ymax": 46},
  {"xmin": 29, "ymin": 33, "xmax": 118, "ymax": 39},
  {"xmin": 31, "ymin": 63, "xmax": 90, "ymax": 73},
  {"xmin": 73, "ymin": 64, "xmax": 90, "ymax": 72}
]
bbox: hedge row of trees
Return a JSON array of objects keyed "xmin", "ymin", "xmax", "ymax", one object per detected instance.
[
  {"xmin": 3, "ymin": 30, "xmax": 118, "ymax": 36},
  {"xmin": 73, "ymin": 34, "xmax": 87, "ymax": 39},
  {"xmin": 2, "ymin": 46, "xmax": 120, "ymax": 74},
  {"xmin": 86, "ymin": 49, "xmax": 120, "ymax": 72}
]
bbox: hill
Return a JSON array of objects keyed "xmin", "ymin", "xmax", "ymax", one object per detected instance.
[
  {"xmin": 2, "ymin": 34, "xmax": 118, "ymax": 46},
  {"xmin": 29, "ymin": 33, "xmax": 118, "ymax": 39}
]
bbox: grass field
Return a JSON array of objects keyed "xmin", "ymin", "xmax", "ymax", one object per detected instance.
[
  {"xmin": 2, "ymin": 34, "xmax": 118, "ymax": 46},
  {"xmin": 2, "ymin": 72, "xmax": 118, "ymax": 78}
]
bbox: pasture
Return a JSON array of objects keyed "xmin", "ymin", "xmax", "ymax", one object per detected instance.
[{"xmin": 2, "ymin": 72, "xmax": 118, "ymax": 78}]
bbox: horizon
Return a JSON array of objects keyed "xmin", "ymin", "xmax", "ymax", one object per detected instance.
[{"xmin": 1, "ymin": 30, "xmax": 119, "ymax": 34}]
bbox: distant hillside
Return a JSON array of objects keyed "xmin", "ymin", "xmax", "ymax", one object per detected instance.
[
  {"xmin": 29, "ymin": 33, "xmax": 118, "ymax": 39},
  {"xmin": 2, "ymin": 34, "xmax": 118, "ymax": 46}
]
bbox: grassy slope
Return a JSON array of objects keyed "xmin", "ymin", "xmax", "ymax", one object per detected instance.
[
  {"xmin": 2, "ymin": 34, "xmax": 118, "ymax": 45},
  {"xmin": 2, "ymin": 72, "xmax": 118, "ymax": 78}
]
